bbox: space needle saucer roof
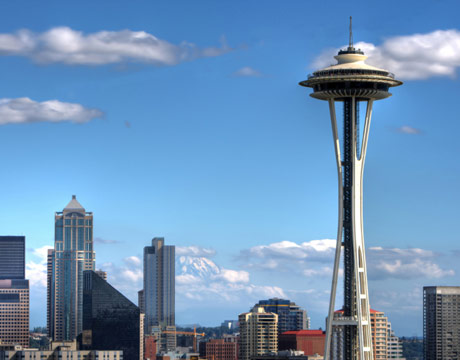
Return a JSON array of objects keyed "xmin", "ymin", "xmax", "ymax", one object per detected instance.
[{"xmin": 299, "ymin": 41, "xmax": 402, "ymax": 101}]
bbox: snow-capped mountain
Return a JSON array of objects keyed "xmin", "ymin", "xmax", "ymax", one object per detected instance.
[{"xmin": 176, "ymin": 255, "xmax": 220, "ymax": 279}]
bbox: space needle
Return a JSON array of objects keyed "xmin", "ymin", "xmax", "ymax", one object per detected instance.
[{"xmin": 299, "ymin": 19, "xmax": 402, "ymax": 360}]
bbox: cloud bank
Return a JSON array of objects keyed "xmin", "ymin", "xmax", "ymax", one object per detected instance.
[
  {"xmin": 0, "ymin": 27, "xmax": 231, "ymax": 66},
  {"xmin": 312, "ymin": 29, "xmax": 460, "ymax": 80},
  {"xmin": 239, "ymin": 240, "xmax": 454, "ymax": 280},
  {"xmin": 0, "ymin": 98, "xmax": 103, "ymax": 125}
]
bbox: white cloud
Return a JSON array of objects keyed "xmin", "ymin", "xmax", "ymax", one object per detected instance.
[
  {"xmin": 396, "ymin": 126, "xmax": 422, "ymax": 135},
  {"xmin": 312, "ymin": 29, "xmax": 460, "ymax": 80},
  {"xmin": 233, "ymin": 66, "xmax": 263, "ymax": 77},
  {"xmin": 124, "ymin": 255, "xmax": 141, "ymax": 266},
  {"xmin": 368, "ymin": 247, "xmax": 454, "ymax": 280},
  {"xmin": 176, "ymin": 245, "xmax": 216, "ymax": 258},
  {"xmin": 0, "ymin": 27, "xmax": 231, "ymax": 66},
  {"xmin": 26, "ymin": 245, "xmax": 53, "ymax": 288},
  {"xmin": 240, "ymin": 239, "xmax": 336, "ymax": 271},
  {"xmin": 213, "ymin": 269, "xmax": 249, "ymax": 283},
  {"xmin": 0, "ymin": 98, "xmax": 103, "ymax": 125}
]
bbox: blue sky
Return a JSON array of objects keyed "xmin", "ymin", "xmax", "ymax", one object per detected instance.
[{"xmin": 0, "ymin": 0, "xmax": 459, "ymax": 336}]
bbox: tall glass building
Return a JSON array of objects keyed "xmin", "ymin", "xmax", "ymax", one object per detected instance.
[
  {"xmin": 0, "ymin": 236, "xmax": 25, "ymax": 280},
  {"xmin": 47, "ymin": 195, "xmax": 95, "ymax": 341},
  {"xmin": 143, "ymin": 237, "xmax": 175, "ymax": 351},
  {"xmin": 255, "ymin": 298, "xmax": 309, "ymax": 337},
  {"xmin": 0, "ymin": 236, "xmax": 29, "ymax": 347},
  {"xmin": 81, "ymin": 270, "xmax": 143, "ymax": 360},
  {"xmin": 424, "ymin": 286, "xmax": 460, "ymax": 360}
]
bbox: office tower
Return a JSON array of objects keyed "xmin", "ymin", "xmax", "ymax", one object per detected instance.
[
  {"xmin": 238, "ymin": 306, "xmax": 278, "ymax": 360},
  {"xmin": 0, "ymin": 236, "xmax": 29, "ymax": 347},
  {"xmin": 81, "ymin": 270, "xmax": 143, "ymax": 360},
  {"xmin": 424, "ymin": 286, "xmax": 460, "ymax": 360},
  {"xmin": 0, "ymin": 236, "xmax": 25, "ymax": 280},
  {"xmin": 279, "ymin": 330, "xmax": 325, "ymax": 356},
  {"xmin": 48, "ymin": 195, "xmax": 95, "ymax": 341},
  {"xmin": 143, "ymin": 238, "xmax": 175, "ymax": 352},
  {"xmin": 299, "ymin": 20, "xmax": 402, "ymax": 360},
  {"xmin": 256, "ymin": 298, "xmax": 309, "ymax": 336},
  {"xmin": 47, "ymin": 249, "xmax": 55, "ymax": 338}
]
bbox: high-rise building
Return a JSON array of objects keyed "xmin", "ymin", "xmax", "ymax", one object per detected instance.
[
  {"xmin": 238, "ymin": 306, "xmax": 278, "ymax": 360},
  {"xmin": 424, "ymin": 286, "xmax": 460, "ymax": 360},
  {"xmin": 0, "ymin": 236, "xmax": 25, "ymax": 280},
  {"xmin": 369, "ymin": 310, "xmax": 388, "ymax": 360},
  {"xmin": 47, "ymin": 249, "xmax": 55, "ymax": 339},
  {"xmin": 81, "ymin": 270, "xmax": 143, "ymax": 360},
  {"xmin": 299, "ymin": 19, "xmax": 402, "ymax": 360},
  {"xmin": 0, "ymin": 236, "xmax": 29, "ymax": 347},
  {"xmin": 255, "ymin": 298, "xmax": 309, "ymax": 336},
  {"xmin": 142, "ymin": 238, "xmax": 175, "ymax": 352},
  {"xmin": 47, "ymin": 195, "xmax": 95, "ymax": 341},
  {"xmin": 386, "ymin": 323, "xmax": 404, "ymax": 359}
]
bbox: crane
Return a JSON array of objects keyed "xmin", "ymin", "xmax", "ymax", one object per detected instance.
[{"xmin": 161, "ymin": 327, "xmax": 205, "ymax": 353}]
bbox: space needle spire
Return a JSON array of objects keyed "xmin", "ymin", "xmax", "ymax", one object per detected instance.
[{"xmin": 299, "ymin": 23, "xmax": 402, "ymax": 360}]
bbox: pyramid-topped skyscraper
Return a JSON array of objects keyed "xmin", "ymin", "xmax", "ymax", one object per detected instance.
[{"xmin": 47, "ymin": 195, "xmax": 95, "ymax": 341}]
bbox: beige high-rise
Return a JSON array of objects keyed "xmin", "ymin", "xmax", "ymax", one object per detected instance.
[
  {"xmin": 238, "ymin": 306, "xmax": 278, "ymax": 360},
  {"xmin": 369, "ymin": 310, "xmax": 388, "ymax": 360}
]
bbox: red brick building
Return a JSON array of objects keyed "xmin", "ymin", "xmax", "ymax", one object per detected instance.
[
  {"xmin": 144, "ymin": 335, "xmax": 157, "ymax": 360},
  {"xmin": 278, "ymin": 330, "xmax": 325, "ymax": 356},
  {"xmin": 205, "ymin": 338, "xmax": 238, "ymax": 360}
]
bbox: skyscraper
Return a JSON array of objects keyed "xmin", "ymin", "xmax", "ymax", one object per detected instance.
[
  {"xmin": 0, "ymin": 236, "xmax": 25, "ymax": 280},
  {"xmin": 238, "ymin": 306, "xmax": 278, "ymax": 360},
  {"xmin": 48, "ymin": 195, "xmax": 95, "ymax": 341},
  {"xmin": 0, "ymin": 236, "xmax": 29, "ymax": 347},
  {"xmin": 424, "ymin": 286, "xmax": 460, "ymax": 360},
  {"xmin": 299, "ymin": 20, "xmax": 402, "ymax": 360},
  {"xmin": 81, "ymin": 270, "xmax": 143, "ymax": 360},
  {"xmin": 255, "ymin": 298, "xmax": 309, "ymax": 337},
  {"xmin": 143, "ymin": 237, "xmax": 175, "ymax": 352}
]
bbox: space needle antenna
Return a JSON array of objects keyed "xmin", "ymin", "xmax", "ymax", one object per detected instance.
[{"xmin": 349, "ymin": 16, "xmax": 353, "ymax": 49}]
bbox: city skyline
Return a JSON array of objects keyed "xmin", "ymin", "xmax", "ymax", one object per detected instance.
[{"xmin": 0, "ymin": 0, "xmax": 459, "ymax": 338}]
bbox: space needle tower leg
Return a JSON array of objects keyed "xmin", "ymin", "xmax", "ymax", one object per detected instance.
[
  {"xmin": 299, "ymin": 21, "xmax": 402, "ymax": 359},
  {"xmin": 323, "ymin": 96, "xmax": 374, "ymax": 360}
]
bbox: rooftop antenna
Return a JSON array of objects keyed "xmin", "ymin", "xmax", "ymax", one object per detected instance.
[{"xmin": 349, "ymin": 16, "xmax": 353, "ymax": 49}]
